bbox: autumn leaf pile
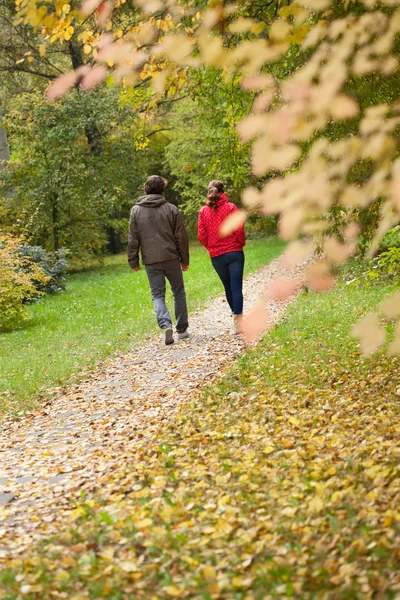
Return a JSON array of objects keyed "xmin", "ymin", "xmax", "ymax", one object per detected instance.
[{"xmin": 1, "ymin": 283, "xmax": 399, "ymax": 600}]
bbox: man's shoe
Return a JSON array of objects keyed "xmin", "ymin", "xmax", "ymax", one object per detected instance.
[
  {"xmin": 177, "ymin": 330, "xmax": 190, "ymax": 340},
  {"xmin": 163, "ymin": 327, "xmax": 174, "ymax": 345}
]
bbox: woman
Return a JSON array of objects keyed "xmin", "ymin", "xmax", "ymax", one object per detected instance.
[{"xmin": 198, "ymin": 180, "xmax": 246, "ymax": 333}]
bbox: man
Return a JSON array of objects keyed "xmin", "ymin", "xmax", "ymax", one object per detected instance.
[{"xmin": 128, "ymin": 175, "xmax": 190, "ymax": 345}]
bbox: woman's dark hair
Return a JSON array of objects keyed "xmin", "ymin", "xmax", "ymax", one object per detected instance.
[
  {"xmin": 207, "ymin": 186, "xmax": 220, "ymax": 209},
  {"xmin": 208, "ymin": 179, "xmax": 224, "ymax": 193},
  {"xmin": 144, "ymin": 175, "xmax": 168, "ymax": 195}
]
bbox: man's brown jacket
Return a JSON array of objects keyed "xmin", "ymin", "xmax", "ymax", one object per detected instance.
[{"xmin": 127, "ymin": 194, "xmax": 189, "ymax": 269}]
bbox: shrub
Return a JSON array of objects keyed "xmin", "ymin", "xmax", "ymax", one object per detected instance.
[
  {"xmin": 345, "ymin": 248, "xmax": 400, "ymax": 291},
  {"xmin": 380, "ymin": 225, "xmax": 400, "ymax": 251},
  {"xmin": 374, "ymin": 247, "xmax": 400, "ymax": 278},
  {"xmin": 19, "ymin": 245, "xmax": 70, "ymax": 295},
  {"xmin": 245, "ymin": 215, "xmax": 277, "ymax": 237},
  {"xmin": 0, "ymin": 235, "xmax": 50, "ymax": 331}
]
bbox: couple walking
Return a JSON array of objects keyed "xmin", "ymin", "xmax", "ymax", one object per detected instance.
[{"xmin": 127, "ymin": 175, "xmax": 246, "ymax": 345}]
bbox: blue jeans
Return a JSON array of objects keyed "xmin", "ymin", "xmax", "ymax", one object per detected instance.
[
  {"xmin": 211, "ymin": 251, "xmax": 245, "ymax": 315},
  {"xmin": 145, "ymin": 259, "xmax": 189, "ymax": 333}
]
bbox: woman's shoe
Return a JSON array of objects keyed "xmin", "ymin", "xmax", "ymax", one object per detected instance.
[{"xmin": 233, "ymin": 314, "xmax": 243, "ymax": 335}]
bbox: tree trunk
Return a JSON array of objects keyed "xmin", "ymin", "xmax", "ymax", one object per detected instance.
[
  {"xmin": 0, "ymin": 108, "xmax": 12, "ymax": 210},
  {"xmin": 0, "ymin": 108, "xmax": 10, "ymax": 166},
  {"xmin": 51, "ymin": 195, "xmax": 59, "ymax": 251},
  {"xmin": 106, "ymin": 224, "xmax": 124, "ymax": 254}
]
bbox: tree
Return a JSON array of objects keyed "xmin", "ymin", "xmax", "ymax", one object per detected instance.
[
  {"xmin": 1, "ymin": 88, "xmax": 170, "ymax": 256},
  {"xmin": 164, "ymin": 87, "xmax": 251, "ymax": 232}
]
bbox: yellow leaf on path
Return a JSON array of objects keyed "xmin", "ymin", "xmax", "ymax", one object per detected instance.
[
  {"xmin": 164, "ymin": 586, "xmax": 185, "ymax": 596},
  {"xmin": 263, "ymin": 445, "xmax": 274, "ymax": 454},
  {"xmin": 231, "ymin": 576, "xmax": 252, "ymax": 588},
  {"xmin": 201, "ymin": 565, "xmax": 217, "ymax": 580},
  {"xmin": 281, "ymin": 438, "xmax": 294, "ymax": 448},
  {"xmin": 70, "ymin": 507, "xmax": 85, "ymax": 520},
  {"xmin": 309, "ymin": 495, "xmax": 324, "ymax": 513},
  {"xmin": 135, "ymin": 518, "xmax": 153, "ymax": 528},
  {"xmin": 244, "ymin": 449, "xmax": 256, "ymax": 459},
  {"xmin": 182, "ymin": 555, "xmax": 197, "ymax": 567},
  {"xmin": 281, "ymin": 506, "xmax": 297, "ymax": 517},
  {"xmin": 367, "ymin": 490, "xmax": 378, "ymax": 502},
  {"xmin": 55, "ymin": 570, "xmax": 70, "ymax": 582},
  {"xmin": 119, "ymin": 561, "xmax": 138, "ymax": 573}
]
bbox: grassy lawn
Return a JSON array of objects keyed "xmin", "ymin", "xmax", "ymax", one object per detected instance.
[
  {"xmin": 1, "ymin": 272, "xmax": 398, "ymax": 599},
  {"xmin": 0, "ymin": 238, "xmax": 284, "ymax": 416}
]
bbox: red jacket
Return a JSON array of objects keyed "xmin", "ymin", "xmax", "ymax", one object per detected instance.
[{"xmin": 198, "ymin": 194, "xmax": 246, "ymax": 258}]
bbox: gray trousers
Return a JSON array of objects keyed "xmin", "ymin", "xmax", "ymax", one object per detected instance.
[{"xmin": 145, "ymin": 259, "xmax": 189, "ymax": 333}]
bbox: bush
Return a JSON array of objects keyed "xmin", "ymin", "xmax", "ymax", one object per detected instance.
[
  {"xmin": 19, "ymin": 245, "xmax": 70, "ymax": 295},
  {"xmin": 0, "ymin": 235, "xmax": 50, "ymax": 331},
  {"xmin": 245, "ymin": 215, "xmax": 277, "ymax": 237},
  {"xmin": 345, "ymin": 248, "xmax": 400, "ymax": 292},
  {"xmin": 380, "ymin": 225, "xmax": 400, "ymax": 250},
  {"xmin": 374, "ymin": 247, "xmax": 400, "ymax": 278}
]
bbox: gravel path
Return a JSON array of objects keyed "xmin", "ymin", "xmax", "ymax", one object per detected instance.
[{"xmin": 0, "ymin": 257, "xmax": 307, "ymax": 559}]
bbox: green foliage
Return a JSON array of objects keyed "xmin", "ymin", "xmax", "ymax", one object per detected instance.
[
  {"xmin": 164, "ymin": 71, "xmax": 253, "ymax": 233},
  {"xmin": 374, "ymin": 247, "xmax": 400, "ymax": 278},
  {"xmin": 245, "ymin": 214, "xmax": 277, "ymax": 237},
  {"xmin": 0, "ymin": 235, "xmax": 49, "ymax": 331},
  {"xmin": 344, "ymin": 250, "xmax": 400, "ymax": 292},
  {"xmin": 381, "ymin": 225, "xmax": 400, "ymax": 250},
  {"xmin": 19, "ymin": 245, "xmax": 70, "ymax": 295},
  {"xmin": 1, "ymin": 88, "xmax": 169, "ymax": 257}
]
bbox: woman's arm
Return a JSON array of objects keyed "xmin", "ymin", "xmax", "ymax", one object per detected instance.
[
  {"xmin": 229, "ymin": 204, "xmax": 246, "ymax": 248},
  {"xmin": 197, "ymin": 209, "xmax": 209, "ymax": 249},
  {"xmin": 235, "ymin": 221, "xmax": 246, "ymax": 248}
]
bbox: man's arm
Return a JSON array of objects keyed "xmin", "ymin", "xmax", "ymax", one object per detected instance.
[
  {"xmin": 127, "ymin": 208, "xmax": 140, "ymax": 270},
  {"xmin": 173, "ymin": 208, "xmax": 190, "ymax": 267}
]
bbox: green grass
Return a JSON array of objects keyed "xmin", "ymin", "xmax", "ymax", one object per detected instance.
[
  {"xmin": 1, "ymin": 272, "xmax": 399, "ymax": 599},
  {"xmin": 219, "ymin": 275, "xmax": 399, "ymax": 394},
  {"xmin": 0, "ymin": 238, "xmax": 284, "ymax": 416}
]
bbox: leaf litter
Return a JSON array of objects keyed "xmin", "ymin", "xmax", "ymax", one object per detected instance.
[
  {"xmin": 0, "ymin": 257, "xmax": 305, "ymax": 563},
  {"xmin": 1, "ymin": 258, "xmax": 398, "ymax": 599}
]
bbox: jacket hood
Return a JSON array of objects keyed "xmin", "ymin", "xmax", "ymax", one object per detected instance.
[
  {"xmin": 136, "ymin": 194, "xmax": 167, "ymax": 208},
  {"xmin": 215, "ymin": 193, "xmax": 229, "ymax": 207}
]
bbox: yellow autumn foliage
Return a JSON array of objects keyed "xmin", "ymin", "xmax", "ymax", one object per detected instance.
[{"xmin": 0, "ymin": 234, "xmax": 50, "ymax": 331}]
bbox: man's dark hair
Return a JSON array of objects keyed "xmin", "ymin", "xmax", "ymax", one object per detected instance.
[
  {"xmin": 144, "ymin": 175, "xmax": 168, "ymax": 195},
  {"xmin": 208, "ymin": 179, "xmax": 224, "ymax": 193}
]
